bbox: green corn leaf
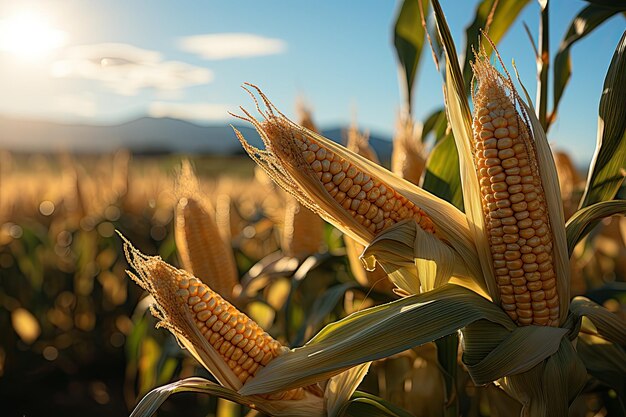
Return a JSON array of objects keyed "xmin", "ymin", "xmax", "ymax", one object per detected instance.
[
  {"xmin": 461, "ymin": 0, "xmax": 530, "ymax": 95},
  {"xmin": 431, "ymin": 0, "xmax": 468, "ymax": 116},
  {"xmin": 394, "ymin": 0, "xmax": 429, "ymax": 114},
  {"xmin": 582, "ymin": 0, "xmax": 626, "ymax": 9},
  {"xmin": 577, "ymin": 335, "xmax": 626, "ymax": 408},
  {"xmin": 239, "ymin": 284, "xmax": 514, "ymax": 396},
  {"xmin": 570, "ymin": 297, "xmax": 626, "ymax": 346},
  {"xmin": 340, "ymin": 391, "xmax": 415, "ymax": 417},
  {"xmin": 565, "ymin": 200, "xmax": 626, "ymax": 255},
  {"xmin": 552, "ymin": 5, "xmax": 622, "ymax": 125},
  {"xmin": 422, "ymin": 133, "xmax": 464, "ymax": 210},
  {"xmin": 293, "ymin": 282, "xmax": 359, "ymax": 345},
  {"xmin": 361, "ymin": 220, "xmax": 476, "ymax": 295},
  {"xmin": 421, "ymin": 108, "xmax": 447, "ymax": 144},
  {"xmin": 435, "ymin": 333, "xmax": 459, "ymax": 417},
  {"xmin": 580, "ymin": 30, "xmax": 626, "ymax": 208},
  {"xmin": 431, "ymin": 0, "xmax": 501, "ymax": 301}
]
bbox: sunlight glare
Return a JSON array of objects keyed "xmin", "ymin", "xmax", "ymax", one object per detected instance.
[{"xmin": 0, "ymin": 11, "xmax": 66, "ymax": 60}]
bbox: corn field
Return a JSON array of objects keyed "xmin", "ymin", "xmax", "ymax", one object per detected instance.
[{"xmin": 1, "ymin": 1, "xmax": 625, "ymax": 417}]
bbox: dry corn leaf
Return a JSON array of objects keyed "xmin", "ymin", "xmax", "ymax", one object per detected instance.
[
  {"xmin": 362, "ymin": 220, "xmax": 471, "ymax": 295},
  {"xmin": 128, "ymin": 377, "xmax": 324, "ymax": 417},
  {"xmin": 565, "ymin": 200, "xmax": 626, "ymax": 255},
  {"xmin": 324, "ymin": 362, "xmax": 371, "ymax": 417}
]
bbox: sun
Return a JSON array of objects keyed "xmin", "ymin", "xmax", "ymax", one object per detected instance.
[{"xmin": 0, "ymin": 10, "xmax": 66, "ymax": 60}]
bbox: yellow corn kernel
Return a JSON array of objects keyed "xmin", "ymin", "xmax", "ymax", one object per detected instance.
[
  {"xmin": 177, "ymin": 275, "xmax": 289, "ymax": 384},
  {"xmin": 283, "ymin": 126, "xmax": 433, "ymax": 234},
  {"xmin": 471, "ymin": 57, "xmax": 558, "ymax": 327}
]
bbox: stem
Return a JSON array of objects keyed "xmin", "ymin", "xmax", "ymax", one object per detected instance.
[
  {"xmin": 436, "ymin": 333, "xmax": 459, "ymax": 417},
  {"xmin": 536, "ymin": 0, "xmax": 550, "ymax": 131}
]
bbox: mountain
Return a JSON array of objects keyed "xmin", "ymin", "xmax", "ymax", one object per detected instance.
[{"xmin": 0, "ymin": 116, "xmax": 393, "ymax": 163}]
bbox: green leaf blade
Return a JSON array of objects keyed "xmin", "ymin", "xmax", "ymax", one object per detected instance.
[
  {"xmin": 580, "ymin": 30, "xmax": 626, "ymax": 208},
  {"xmin": 565, "ymin": 200, "xmax": 626, "ymax": 255},
  {"xmin": 461, "ymin": 0, "xmax": 531, "ymax": 95},
  {"xmin": 342, "ymin": 392, "xmax": 415, "ymax": 417},
  {"xmin": 552, "ymin": 5, "xmax": 621, "ymax": 124},
  {"xmin": 422, "ymin": 133, "xmax": 464, "ymax": 210},
  {"xmin": 394, "ymin": 0, "xmax": 429, "ymax": 114}
]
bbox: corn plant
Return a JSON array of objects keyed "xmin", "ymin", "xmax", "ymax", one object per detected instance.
[{"xmin": 121, "ymin": 1, "xmax": 625, "ymax": 416}]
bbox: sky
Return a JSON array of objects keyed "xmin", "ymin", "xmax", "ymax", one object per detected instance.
[{"xmin": 0, "ymin": 0, "xmax": 623, "ymax": 165}]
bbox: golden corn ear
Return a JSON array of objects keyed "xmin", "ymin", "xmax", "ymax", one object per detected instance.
[
  {"xmin": 391, "ymin": 117, "xmax": 426, "ymax": 186},
  {"xmin": 175, "ymin": 196, "xmax": 239, "ymax": 300},
  {"xmin": 123, "ymin": 241, "xmax": 306, "ymax": 400},
  {"xmin": 233, "ymin": 85, "xmax": 436, "ymax": 244},
  {"xmin": 274, "ymin": 124, "xmax": 434, "ymax": 235},
  {"xmin": 471, "ymin": 57, "xmax": 558, "ymax": 326},
  {"xmin": 175, "ymin": 276, "xmax": 291, "ymax": 386}
]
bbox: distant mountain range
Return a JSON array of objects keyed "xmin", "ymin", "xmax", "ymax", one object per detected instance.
[{"xmin": 0, "ymin": 116, "xmax": 393, "ymax": 164}]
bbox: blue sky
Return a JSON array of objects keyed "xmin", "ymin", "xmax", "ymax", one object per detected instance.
[{"xmin": 0, "ymin": 0, "xmax": 623, "ymax": 165}]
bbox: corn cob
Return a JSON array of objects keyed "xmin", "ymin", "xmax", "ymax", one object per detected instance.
[
  {"xmin": 233, "ymin": 85, "xmax": 436, "ymax": 245},
  {"xmin": 123, "ymin": 240, "xmax": 307, "ymax": 400},
  {"xmin": 175, "ymin": 162, "xmax": 238, "ymax": 301},
  {"xmin": 471, "ymin": 57, "xmax": 558, "ymax": 326},
  {"xmin": 176, "ymin": 197, "xmax": 239, "ymax": 297}
]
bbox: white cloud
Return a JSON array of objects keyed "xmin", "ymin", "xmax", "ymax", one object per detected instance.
[
  {"xmin": 53, "ymin": 93, "xmax": 97, "ymax": 117},
  {"xmin": 51, "ymin": 43, "xmax": 213, "ymax": 95},
  {"xmin": 179, "ymin": 33, "xmax": 286, "ymax": 60},
  {"xmin": 148, "ymin": 101, "xmax": 234, "ymax": 122}
]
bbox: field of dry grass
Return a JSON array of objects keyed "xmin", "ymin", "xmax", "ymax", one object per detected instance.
[{"xmin": 0, "ymin": 146, "xmax": 624, "ymax": 417}]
